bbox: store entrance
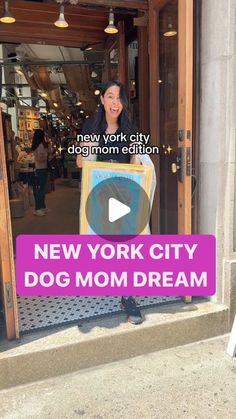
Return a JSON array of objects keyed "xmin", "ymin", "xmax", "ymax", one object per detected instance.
[
  {"xmin": 0, "ymin": 40, "xmax": 179, "ymax": 337},
  {"xmin": 0, "ymin": 0, "xmax": 194, "ymax": 339}
]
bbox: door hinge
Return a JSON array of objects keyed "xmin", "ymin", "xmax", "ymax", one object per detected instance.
[
  {"xmin": 178, "ymin": 130, "xmax": 191, "ymax": 141},
  {"xmin": 178, "ymin": 129, "xmax": 185, "ymax": 141},
  {"xmin": 186, "ymin": 147, "xmax": 191, "ymax": 176},
  {"xmin": 187, "ymin": 130, "xmax": 191, "ymax": 140},
  {"xmin": 5, "ymin": 282, "xmax": 13, "ymax": 309},
  {"xmin": 177, "ymin": 147, "xmax": 184, "ymax": 183}
]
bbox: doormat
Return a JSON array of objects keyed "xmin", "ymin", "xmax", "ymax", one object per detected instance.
[{"xmin": 17, "ymin": 296, "xmax": 181, "ymax": 332}]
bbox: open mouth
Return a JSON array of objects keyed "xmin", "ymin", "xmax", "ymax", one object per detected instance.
[{"xmin": 110, "ymin": 108, "xmax": 120, "ymax": 114}]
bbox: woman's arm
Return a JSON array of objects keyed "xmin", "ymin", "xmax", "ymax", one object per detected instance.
[
  {"xmin": 76, "ymin": 141, "xmax": 98, "ymax": 168},
  {"xmin": 76, "ymin": 154, "xmax": 83, "ymax": 168}
]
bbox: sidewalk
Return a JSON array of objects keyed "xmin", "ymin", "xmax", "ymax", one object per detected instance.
[
  {"xmin": 0, "ymin": 301, "xmax": 229, "ymax": 389},
  {"xmin": 0, "ymin": 335, "xmax": 235, "ymax": 419}
]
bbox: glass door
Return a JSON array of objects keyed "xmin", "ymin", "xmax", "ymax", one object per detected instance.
[
  {"xmin": 149, "ymin": 0, "xmax": 193, "ymax": 235},
  {"xmin": 159, "ymin": 0, "xmax": 178, "ymax": 233},
  {"xmin": 0, "ymin": 111, "xmax": 19, "ymax": 339}
]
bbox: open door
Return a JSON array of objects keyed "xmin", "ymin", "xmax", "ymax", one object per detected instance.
[
  {"xmin": 149, "ymin": 0, "xmax": 193, "ymax": 301},
  {"xmin": 0, "ymin": 111, "xmax": 19, "ymax": 339},
  {"xmin": 149, "ymin": 0, "xmax": 193, "ymax": 234},
  {"xmin": 177, "ymin": 0, "xmax": 193, "ymax": 303},
  {"xmin": 177, "ymin": 0, "xmax": 193, "ymax": 234}
]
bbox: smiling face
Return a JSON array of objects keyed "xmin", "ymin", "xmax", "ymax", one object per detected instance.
[{"xmin": 100, "ymin": 85, "xmax": 123, "ymax": 122}]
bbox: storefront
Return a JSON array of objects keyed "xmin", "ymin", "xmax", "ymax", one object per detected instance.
[{"xmin": 1, "ymin": 0, "xmax": 233, "ymax": 341}]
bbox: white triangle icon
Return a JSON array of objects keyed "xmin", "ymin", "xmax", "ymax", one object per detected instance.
[{"xmin": 108, "ymin": 198, "xmax": 131, "ymax": 223}]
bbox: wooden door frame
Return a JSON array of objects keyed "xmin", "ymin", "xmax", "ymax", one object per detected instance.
[
  {"xmin": 148, "ymin": 0, "xmax": 194, "ymax": 234},
  {"xmin": 192, "ymin": 0, "xmax": 201, "ymax": 234},
  {"xmin": 178, "ymin": 0, "xmax": 193, "ymax": 234},
  {"xmin": 0, "ymin": 112, "xmax": 19, "ymax": 340}
]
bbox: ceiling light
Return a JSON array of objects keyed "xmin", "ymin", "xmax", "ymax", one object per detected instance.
[
  {"xmin": 76, "ymin": 101, "xmax": 82, "ymax": 106},
  {"xmin": 91, "ymin": 71, "xmax": 98, "ymax": 78},
  {"xmin": 54, "ymin": 5, "xmax": 69, "ymax": 28},
  {"xmin": 85, "ymin": 46, "xmax": 92, "ymax": 51},
  {"xmin": 94, "ymin": 89, "xmax": 100, "ymax": 96},
  {"xmin": 16, "ymin": 68, "xmax": 24, "ymax": 76},
  {"xmin": 80, "ymin": 110, "xmax": 84, "ymax": 114},
  {"xmin": 86, "ymin": 115, "xmax": 89, "ymax": 119},
  {"xmin": 40, "ymin": 92, "xmax": 47, "ymax": 98},
  {"xmin": 0, "ymin": 1, "xmax": 16, "ymax": 24},
  {"xmin": 164, "ymin": 18, "xmax": 177, "ymax": 37},
  {"xmin": 53, "ymin": 102, "xmax": 58, "ymax": 108},
  {"xmin": 104, "ymin": 8, "xmax": 118, "ymax": 34}
]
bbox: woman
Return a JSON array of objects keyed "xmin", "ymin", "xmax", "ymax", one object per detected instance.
[
  {"xmin": 77, "ymin": 80, "xmax": 147, "ymax": 325},
  {"xmin": 78, "ymin": 80, "xmax": 140, "ymax": 165},
  {"xmin": 32, "ymin": 129, "xmax": 49, "ymax": 216}
]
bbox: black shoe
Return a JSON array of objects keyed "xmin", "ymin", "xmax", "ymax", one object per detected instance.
[{"xmin": 121, "ymin": 297, "xmax": 143, "ymax": 325}]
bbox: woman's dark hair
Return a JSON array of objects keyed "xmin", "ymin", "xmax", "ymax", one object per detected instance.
[
  {"xmin": 86, "ymin": 80, "xmax": 133, "ymax": 135},
  {"xmin": 31, "ymin": 129, "xmax": 48, "ymax": 151}
]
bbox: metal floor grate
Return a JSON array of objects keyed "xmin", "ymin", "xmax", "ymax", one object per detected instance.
[{"xmin": 17, "ymin": 296, "xmax": 181, "ymax": 332}]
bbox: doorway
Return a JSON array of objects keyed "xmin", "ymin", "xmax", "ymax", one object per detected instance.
[
  {"xmin": 149, "ymin": 0, "xmax": 193, "ymax": 235},
  {"xmin": 0, "ymin": 0, "xmax": 194, "ymax": 339}
]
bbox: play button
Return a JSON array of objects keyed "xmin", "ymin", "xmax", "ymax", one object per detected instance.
[
  {"xmin": 85, "ymin": 176, "xmax": 151, "ymax": 239},
  {"xmin": 109, "ymin": 198, "xmax": 131, "ymax": 223}
]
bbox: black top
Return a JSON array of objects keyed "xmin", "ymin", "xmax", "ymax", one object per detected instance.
[{"xmin": 81, "ymin": 118, "xmax": 132, "ymax": 164}]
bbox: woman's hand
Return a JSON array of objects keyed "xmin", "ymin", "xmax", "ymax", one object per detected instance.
[
  {"xmin": 76, "ymin": 154, "xmax": 83, "ymax": 168},
  {"xmin": 130, "ymin": 154, "xmax": 141, "ymax": 165}
]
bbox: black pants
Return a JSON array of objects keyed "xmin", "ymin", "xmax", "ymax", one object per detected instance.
[{"xmin": 34, "ymin": 168, "xmax": 48, "ymax": 210}]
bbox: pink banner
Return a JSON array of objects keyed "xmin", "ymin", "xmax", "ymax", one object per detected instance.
[{"xmin": 16, "ymin": 235, "xmax": 216, "ymax": 296}]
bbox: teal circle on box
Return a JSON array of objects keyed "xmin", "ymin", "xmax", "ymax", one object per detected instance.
[{"xmin": 85, "ymin": 176, "xmax": 150, "ymax": 239}]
